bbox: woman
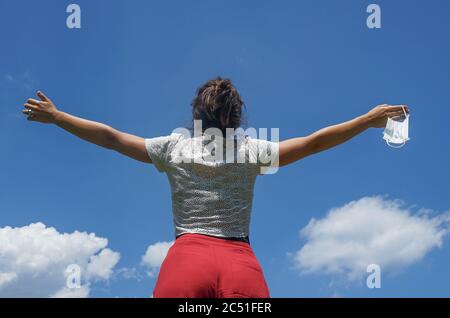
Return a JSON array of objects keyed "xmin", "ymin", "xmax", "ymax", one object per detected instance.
[{"xmin": 22, "ymin": 77, "xmax": 409, "ymax": 298}]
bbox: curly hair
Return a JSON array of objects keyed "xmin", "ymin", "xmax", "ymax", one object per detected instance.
[{"xmin": 191, "ymin": 77, "xmax": 245, "ymax": 136}]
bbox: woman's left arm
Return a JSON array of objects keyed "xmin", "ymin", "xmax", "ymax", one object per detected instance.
[{"xmin": 278, "ymin": 104, "xmax": 409, "ymax": 167}]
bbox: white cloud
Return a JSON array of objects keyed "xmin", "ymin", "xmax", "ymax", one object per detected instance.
[
  {"xmin": 0, "ymin": 223, "xmax": 120, "ymax": 297},
  {"xmin": 86, "ymin": 249, "xmax": 120, "ymax": 281},
  {"xmin": 141, "ymin": 241, "xmax": 173, "ymax": 277},
  {"xmin": 293, "ymin": 196, "xmax": 449, "ymax": 280}
]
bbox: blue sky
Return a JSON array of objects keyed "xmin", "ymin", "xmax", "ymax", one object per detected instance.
[{"xmin": 1, "ymin": 0, "xmax": 449, "ymax": 297}]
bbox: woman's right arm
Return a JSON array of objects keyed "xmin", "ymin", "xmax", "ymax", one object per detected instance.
[
  {"xmin": 23, "ymin": 91, "xmax": 151, "ymax": 163},
  {"xmin": 278, "ymin": 104, "xmax": 409, "ymax": 167}
]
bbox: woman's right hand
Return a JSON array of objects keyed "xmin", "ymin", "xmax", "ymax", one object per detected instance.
[
  {"xmin": 23, "ymin": 91, "xmax": 60, "ymax": 124},
  {"xmin": 365, "ymin": 104, "xmax": 410, "ymax": 128}
]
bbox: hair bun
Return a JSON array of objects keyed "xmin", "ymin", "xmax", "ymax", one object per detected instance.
[
  {"xmin": 217, "ymin": 79, "xmax": 232, "ymax": 91},
  {"xmin": 191, "ymin": 76, "xmax": 244, "ymax": 135}
]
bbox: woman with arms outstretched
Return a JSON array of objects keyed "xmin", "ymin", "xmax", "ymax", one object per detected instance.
[{"xmin": 22, "ymin": 77, "xmax": 408, "ymax": 298}]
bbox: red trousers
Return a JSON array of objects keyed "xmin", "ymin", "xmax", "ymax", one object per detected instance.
[{"xmin": 153, "ymin": 233, "xmax": 270, "ymax": 298}]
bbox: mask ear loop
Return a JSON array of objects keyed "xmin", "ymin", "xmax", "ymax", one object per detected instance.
[
  {"xmin": 402, "ymin": 105, "xmax": 408, "ymax": 119},
  {"xmin": 386, "ymin": 140, "xmax": 406, "ymax": 148},
  {"xmin": 386, "ymin": 106, "xmax": 409, "ymax": 148}
]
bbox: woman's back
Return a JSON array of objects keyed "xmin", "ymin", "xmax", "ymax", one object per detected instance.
[{"xmin": 145, "ymin": 132, "xmax": 279, "ymax": 239}]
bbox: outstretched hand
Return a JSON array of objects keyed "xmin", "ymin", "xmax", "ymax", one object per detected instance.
[
  {"xmin": 23, "ymin": 91, "xmax": 60, "ymax": 124},
  {"xmin": 365, "ymin": 104, "xmax": 410, "ymax": 128}
]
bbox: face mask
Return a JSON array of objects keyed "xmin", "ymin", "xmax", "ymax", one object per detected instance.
[{"xmin": 382, "ymin": 106, "xmax": 410, "ymax": 148}]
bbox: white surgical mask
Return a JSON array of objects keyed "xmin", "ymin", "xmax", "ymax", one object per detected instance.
[{"xmin": 382, "ymin": 106, "xmax": 410, "ymax": 148}]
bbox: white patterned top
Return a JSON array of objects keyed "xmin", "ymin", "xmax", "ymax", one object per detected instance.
[{"xmin": 144, "ymin": 131, "xmax": 279, "ymax": 239}]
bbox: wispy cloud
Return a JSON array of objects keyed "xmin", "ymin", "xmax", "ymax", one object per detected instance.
[
  {"xmin": 4, "ymin": 73, "xmax": 14, "ymax": 82},
  {"xmin": 22, "ymin": 70, "xmax": 36, "ymax": 91},
  {"xmin": 1, "ymin": 70, "xmax": 38, "ymax": 118},
  {"xmin": 1, "ymin": 70, "xmax": 37, "ymax": 92},
  {"xmin": 114, "ymin": 267, "xmax": 144, "ymax": 282}
]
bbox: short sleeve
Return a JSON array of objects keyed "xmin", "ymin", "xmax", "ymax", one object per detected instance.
[
  {"xmin": 144, "ymin": 135, "xmax": 173, "ymax": 173},
  {"xmin": 246, "ymin": 137, "xmax": 280, "ymax": 175}
]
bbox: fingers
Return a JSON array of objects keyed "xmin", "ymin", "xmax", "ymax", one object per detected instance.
[
  {"xmin": 26, "ymin": 98, "xmax": 41, "ymax": 106},
  {"xmin": 387, "ymin": 108, "xmax": 406, "ymax": 115},
  {"xmin": 22, "ymin": 109, "xmax": 37, "ymax": 121},
  {"xmin": 386, "ymin": 105, "xmax": 409, "ymax": 113},
  {"xmin": 37, "ymin": 91, "xmax": 49, "ymax": 102},
  {"xmin": 388, "ymin": 111, "xmax": 407, "ymax": 119},
  {"xmin": 386, "ymin": 104, "xmax": 410, "ymax": 120},
  {"xmin": 23, "ymin": 103, "xmax": 39, "ymax": 111},
  {"xmin": 22, "ymin": 103, "xmax": 40, "ymax": 121},
  {"xmin": 22, "ymin": 91, "xmax": 52, "ymax": 123},
  {"xmin": 22, "ymin": 109, "xmax": 34, "ymax": 115},
  {"xmin": 22, "ymin": 106, "xmax": 35, "ymax": 113}
]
